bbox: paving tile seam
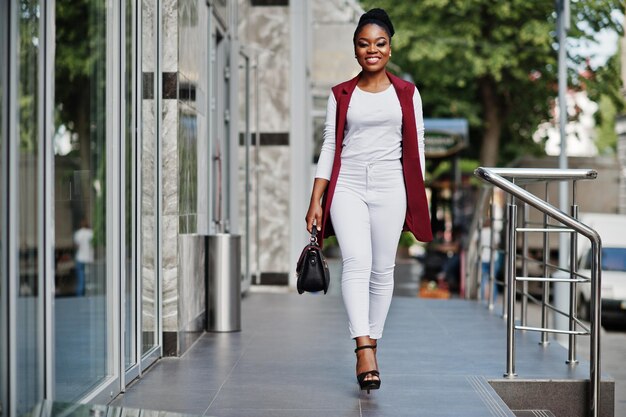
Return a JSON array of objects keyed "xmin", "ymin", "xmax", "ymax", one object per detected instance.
[
  {"xmin": 202, "ymin": 328, "xmax": 262, "ymax": 416},
  {"xmin": 204, "ymin": 408, "xmax": 362, "ymax": 411},
  {"xmin": 357, "ymin": 391, "xmax": 364, "ymax": 417},
  {"xmin": 467, "ymin": 375, "xmax": 512, "ymax": 417}
]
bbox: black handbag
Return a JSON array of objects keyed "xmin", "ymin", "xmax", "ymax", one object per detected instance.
[{"xmin": 296, "ymin": 227, "xmax": 330, "ymax": 294}]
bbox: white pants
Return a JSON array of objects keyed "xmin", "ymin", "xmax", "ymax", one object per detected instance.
[{"xmin": 330, "ymin": 159, "xmax": 407, "ymax": 339}]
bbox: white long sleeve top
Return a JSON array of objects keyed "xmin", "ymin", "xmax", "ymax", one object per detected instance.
[{"xmin": 315, "ymin": 84, "xmax": 426, "ymax": 180}]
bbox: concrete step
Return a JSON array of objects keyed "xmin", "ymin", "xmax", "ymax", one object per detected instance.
[{"xmin": 490, "ymin": 379, "xmax": 615, "ymax": 417}]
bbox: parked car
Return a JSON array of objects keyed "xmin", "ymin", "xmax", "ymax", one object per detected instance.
[{"xmin": 577, "ymin": 213, "xmax": 626, "ymax": 330}]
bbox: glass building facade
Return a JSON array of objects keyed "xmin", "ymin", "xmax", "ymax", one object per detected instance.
[{"xmin": 0, "ymin": 0, "xmax": 253, "ymax": 414}]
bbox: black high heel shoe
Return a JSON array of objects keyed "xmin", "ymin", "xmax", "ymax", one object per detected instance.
[{"xmin": 355, "ymin": 345, "xmax": 381, "ymax": 393}]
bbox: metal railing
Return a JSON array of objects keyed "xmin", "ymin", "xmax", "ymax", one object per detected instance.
[{"xmin": 472, "ymin": 167, "xmax": 602, "ymax": 417}]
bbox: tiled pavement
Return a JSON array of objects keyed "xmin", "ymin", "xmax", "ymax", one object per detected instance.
[{"xmin": 110, "ymin": 273, "xmax": 596, "ymax": 417}]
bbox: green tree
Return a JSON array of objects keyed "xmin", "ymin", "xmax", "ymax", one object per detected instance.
[
  {"xmin": 586, "ymin": 48, "xmax": 624, "ymax": 154},
  {"xmin": 359, "ymin": 0, "xmax": 624, "ymax": 166}
]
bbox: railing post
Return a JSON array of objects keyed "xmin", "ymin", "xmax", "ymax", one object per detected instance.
[
  {"xmin": 488, "ymin": 199, "xmax": 497, "ymax": 311},
  {"xmin": 504, "ymin": 202, "xmax": 517, "ymax": 378},
  {"xmin": 590, "ymin": 240, "xmax": 602, "ymax": 417},
  {"xmin": 477, "ymin": 210, "xmax": 484, "ymax": 303},
  {"xmin": 540, "ymin": 183, "xmax": 550, "ymax": 346},
  {"xmin": 521, "ymin": 200, "xmax": 529, "ymax": 327},
  {"xmin": 567, "ymin": 203, "xmax": 579, "ymax": 365},
  {"xmin": 502, "ymin": 194, "xmax": 511, "ymax": 319}
]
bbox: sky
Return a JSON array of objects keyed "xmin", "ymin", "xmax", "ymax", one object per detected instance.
[{"xmin": 573, "ymin": 9, "xmax": 623, "ymax": 69}]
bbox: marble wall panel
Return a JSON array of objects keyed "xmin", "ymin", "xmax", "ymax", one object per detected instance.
[
  {"xmin": 162, "ymin": 212, "xmax": 179, "ymax": 331},
  {"xmin": 141, "ymin": 211, "xmax": 155, "ymax": 270},
  {"xmin": 141, "ymin": 265, "xmax": 156, "ymax": 331},
  {"xmin": 238, "ymin": 5, "xmax": 290, "ymax": 133},
  {"xmin": 178, "ymin": 234, "xmax": 206, "ymax": 331},
  {"xmin": 178, "ymin": 101, "xmax": 198, "ymax": 234},
  {"xmin": 196, "ymin": 112, "xmax": 209, "ymax": 234},
  {"xmin": 162, "ymin": 100, "xmax": 179, "ymax": 216},
  {"xmin": 140, "ymin": 99, "xmax": 157, "ymax": 325},
  {"xmin": 162, "ymin": 263, "xmax": 179, "ymax": 331},
  {"xmin": 312, "ymin": 0, "xmax": 361, "ymax": 22},
  {"xmin": 237, "ymin": 146, "xmax": 259, "ymax": 276},
  {"xmin": 142, "ymin": 0, "xmax": 157, "ymax": 72},
  {"xmin": 258, "ymin": 146, "xmax": 290, "ymax": 272},
  {"xmin": 311, "ymin": 22, "xmax": 360, "ymax": 92},
  {"xmin": 311, "ymin": 0, "xmax": 361, "ymax": 94},
  {"xmin": 178, "ymin": 0, "xmax": 207, "ymax": 109},
  {"xmin": 162, "ymin": 0, "xmax": 178, "ymax": 73},
  {"xmin": 142, "ymin": 101, "xmax": 156, "ymax": 216}
]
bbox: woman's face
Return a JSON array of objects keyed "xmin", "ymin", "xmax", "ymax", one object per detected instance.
[{"xmin": 354, "ymin": 23, "xmax": 391, "ymax": 73}]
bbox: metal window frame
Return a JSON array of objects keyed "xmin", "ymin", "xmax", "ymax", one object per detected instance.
[
  {"xmin": 238, "ymin": 48, "xmax": 251, "ymax": 293},
  {"xmin": 42, "ymin": 0, "xmax": 54, "ymax": 402},
  {"xmin": 226, "ymin": 0, "xmax": 239, "ymax": 235},
  {"xmin": 207, "ymin": 6, "xmax": 216, "ymax": 233},
  {"xmin": 6, "ymin": 0, "xmax": 18, "ymax": 410},
  {"xmin": 119, "ymin": 0, "xmax": 138, "ymax": 387},
  {"xmin": 122, "ymin": 0, "xmax": 141, "ymax": 385},
  {"xmin": 0, "ymin": 0, "xmax": 9, "ymax": 414}
]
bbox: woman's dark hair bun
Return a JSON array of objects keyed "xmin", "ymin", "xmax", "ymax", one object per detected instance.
[{"xmin": 354, "ymin": 8, "xmax": 395, "ymax": 41}]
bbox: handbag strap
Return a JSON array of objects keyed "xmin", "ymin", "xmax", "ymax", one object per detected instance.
[{"xmin": 311, "ymin": 227, "xmax": 319, "ymax": 246}]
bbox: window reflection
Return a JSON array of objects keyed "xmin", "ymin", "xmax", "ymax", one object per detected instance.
[
  {"xmin": 53, "ymin": 0, "xmax": 109, "ymax": 401},
  {"xmin": 17, "ymin": 0, "xmax": 42, "ymax": 413}
]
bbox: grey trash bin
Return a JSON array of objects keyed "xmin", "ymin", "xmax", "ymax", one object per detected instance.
[{"xmin": 206, "ymin": 233, "xmax": 241, "ymax": 332}]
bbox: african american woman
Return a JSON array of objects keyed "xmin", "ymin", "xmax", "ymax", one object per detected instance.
[{"xmin": 305, "ymin": 8, "xmax": 432, "ymax": 393}]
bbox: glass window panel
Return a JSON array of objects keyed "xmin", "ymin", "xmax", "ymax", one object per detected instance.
[
  {"xmin": 53, "ymin": 0, "xmax": 109, "ymax": 401},
  {"xmin": 141, "ymin": 0, "xmax": 158, "ymax": 356},
  {"xmin": 16, "ymin": 0, "xmax": 42, "ymax": 413}
]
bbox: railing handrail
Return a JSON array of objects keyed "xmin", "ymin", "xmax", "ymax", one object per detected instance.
[
  {"xmin": 479, "ymin": 167, "xmax": 598, "ymax": 182},
  {"xmin": 474, "ymin": 167, "xmax": 603, "ymax": 417},
  {"xmin": 475, "ymin": 168, "xmax": 601, "ymax": 244}
]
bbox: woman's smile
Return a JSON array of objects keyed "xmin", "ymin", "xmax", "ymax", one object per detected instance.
[{"xmin": 354, "ymin": 24, "xmax": 391, "ymax": 73}]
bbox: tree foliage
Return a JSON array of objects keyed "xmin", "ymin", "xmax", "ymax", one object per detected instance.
[{"xmin": 359, "ymin": 0, "xmax": 624, "ymax": 165}]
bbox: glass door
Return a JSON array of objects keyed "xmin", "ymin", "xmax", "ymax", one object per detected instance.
[{"xmin": 52, "ymin": 0, "xmax": 116, "ymax": 401}]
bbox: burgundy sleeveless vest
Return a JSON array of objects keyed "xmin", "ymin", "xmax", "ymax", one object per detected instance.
[{"xmin": 319, "ymin": 71, "xmax": 433, "ymax": 247}]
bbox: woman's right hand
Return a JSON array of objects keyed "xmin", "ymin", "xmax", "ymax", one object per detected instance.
[
  {"xmin": 306, "ymin": 178, "xmax": 329, "ymax": 233},
  {"xmin": 305, "ymin": 201, "xmax": 323, "ymax": 234}
]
